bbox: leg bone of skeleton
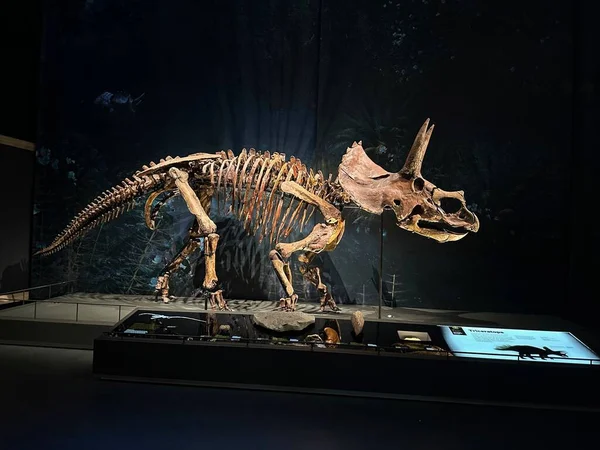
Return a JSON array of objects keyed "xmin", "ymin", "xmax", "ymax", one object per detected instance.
[
  {"xmin": 161, "ymin": 172, "xmax": 227, "ymax": 309},
  {"xmin": 280, "ymin": 181, "xmax": 341, "ymax": 223},
  {"xmin": 156, "ymin": 237, "xmax": 201, "ymax": 303},
  {"xmin": 169, "ymin": 167, "xmax": 217, "ymax": 234},
  {"xmin": 270, "ymin": 221, "xmax": 341, "ymax": 312},
  {"xmin": 299, "ymin": 253, "xmax": 339, "ymax": 312}
]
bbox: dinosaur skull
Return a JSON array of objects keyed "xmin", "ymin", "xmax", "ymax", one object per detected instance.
[{"xmin": 338, "ymin": 119, "xmax": 479, "ymax": 243}]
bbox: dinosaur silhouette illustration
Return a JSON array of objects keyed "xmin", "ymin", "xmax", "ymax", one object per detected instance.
[{"xmin": 495, "ymin": 345, "xmax": 568, "ymax": 360}]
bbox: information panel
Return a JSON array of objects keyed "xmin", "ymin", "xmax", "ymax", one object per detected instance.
[{"xmin": 439, "ymin": 326, "xmax": 600, "ymax": 365}]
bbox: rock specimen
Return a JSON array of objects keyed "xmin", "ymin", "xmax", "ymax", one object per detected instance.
[
  {"xmin": 252, "ymin": 311, "xmax": 315, "ymax": 332},
  {"xmin": 351, "ymin": 311, "xmax": 364, "ymax": 336}
]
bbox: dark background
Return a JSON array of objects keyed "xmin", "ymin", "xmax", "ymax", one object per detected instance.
[
  {"xmin": 0, "ymin": 144, "xmax": 35, "ymax": 293},
  {"xmin": 0, "ymin": 0, "xmax": 41, "ymax": 293},
  {"xmin": 2, "ymin": 0, "xmax": 598, "ymax": 324}
]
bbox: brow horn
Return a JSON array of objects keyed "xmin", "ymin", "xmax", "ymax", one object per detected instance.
[{"xmin": 399, "ymin": 118, "xmax": 434, "ymax": 177}]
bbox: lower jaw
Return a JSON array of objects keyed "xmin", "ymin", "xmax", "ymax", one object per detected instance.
[{"xmin": 399, "ymin": 223, "xmax": 468, "ymax": 241}]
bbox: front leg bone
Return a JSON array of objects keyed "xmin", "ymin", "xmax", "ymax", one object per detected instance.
[
  {"xmin": 299, "ymin": 253, "xmax": 339, "ymax": 312},
  {"xmin": 269, "ymin": 221, "xmax": 341, "ymax": 312},
  {"xmin": 280, "ymin": 181, "xmax": 341, "ymax": 223}
]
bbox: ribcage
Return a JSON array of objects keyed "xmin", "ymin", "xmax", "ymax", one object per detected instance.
[{"xmin": 195, "ymin": 149, "xmax": 335, "ymax": 244}]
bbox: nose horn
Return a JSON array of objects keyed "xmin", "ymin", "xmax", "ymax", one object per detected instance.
[{"xmin": 399, "ymin": 119, "xmax": 434, "ymax": 177}]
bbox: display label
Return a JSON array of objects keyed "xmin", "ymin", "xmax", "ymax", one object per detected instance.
[
  {"xmin": 124, "ymin": 328, "xmax": 148, "ymax": 335},
  {"xmin": 439, "ymin": 326, "xmax": 600, "ymax": 365},
  {"xmin": 397, "ymin": 330, "xmax": 431, "ymax": 342}
]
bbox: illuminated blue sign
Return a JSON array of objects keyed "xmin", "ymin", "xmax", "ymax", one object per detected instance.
[{"xmin": 440, "ymin": 326, "xmax": 600, "ymax": 365}]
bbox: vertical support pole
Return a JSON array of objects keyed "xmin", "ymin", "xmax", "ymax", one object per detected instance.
[
  {"xmin": 76, "ymin": 303, "xmax": 79, "ymax": 321},
  {"xmin": 34, "ymin": 301, "xmax": 37, "ymax": 319},
  {"xmin": 378, "ymin": 214, "xmax": 384, "ymax": 320},
  {"xmin": 119, "ymin": 305, "xmax": 122, "ymax": 321}
]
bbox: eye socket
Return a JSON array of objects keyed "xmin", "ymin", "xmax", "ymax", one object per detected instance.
[
  {"xmin": 440, "ymin": 198, "xmax": 463, "ymax": 214},
  {"xmin": 393, "ymin": 199, "xmax": 402, "ymax": 207},
  {"xmin": 413, "ymin": 177, "xmax": 425, "ymax": 192}
]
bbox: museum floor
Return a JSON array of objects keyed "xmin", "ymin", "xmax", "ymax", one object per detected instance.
[{"xmin": 0, "ymin": 344, "xmax": 596, "ymax": 450}]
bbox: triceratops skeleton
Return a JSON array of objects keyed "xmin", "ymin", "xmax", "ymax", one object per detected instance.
[{"xmin": 35, "ymin": 119, "xmax": 479, "ymax": 311}]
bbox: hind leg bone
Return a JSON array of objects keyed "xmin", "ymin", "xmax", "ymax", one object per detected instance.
[
  {"xmin": 156, "ymin": 225, "xmax": 202, "ymax": 303},
  {"xmin": 165, "ymin": 168, "xmax": 228, "ymax": 310}
]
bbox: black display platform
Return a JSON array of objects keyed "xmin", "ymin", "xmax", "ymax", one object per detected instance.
[{"xmin": 93, "ymin": 310, "xmax": 600, "ymax": 409}]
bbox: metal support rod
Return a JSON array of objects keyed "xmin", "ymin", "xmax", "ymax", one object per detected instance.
[
  {"xmin": 378, "ymin": 213, "xmax": 384, "ymax": 320},
  {"xmin": 34, "ymin": 301, "xmax": 37, "ymax": 319},
  {"xmin": 118, "ymin": 305, "xmax": 122, "ymax": 321},
  {"xmin": 76, "ymin": 303, "xmax": 79, "ymax": 321}
]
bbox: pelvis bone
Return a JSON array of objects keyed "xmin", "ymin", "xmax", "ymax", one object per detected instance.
[{"xmin": 338, "ymin": 119, "xmax": 479, "ymax": 243}]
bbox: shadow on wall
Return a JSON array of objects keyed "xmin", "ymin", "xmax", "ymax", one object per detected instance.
[{"xmin": 0, "ymin": 259, "xmax": 29, "ymax": 293}]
